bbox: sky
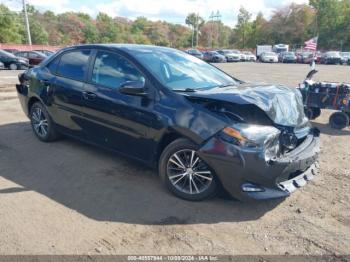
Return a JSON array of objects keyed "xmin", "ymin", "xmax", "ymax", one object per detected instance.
[{"xmin": 3, "ymin": 0, "xmax": 309, "ymax": 27}]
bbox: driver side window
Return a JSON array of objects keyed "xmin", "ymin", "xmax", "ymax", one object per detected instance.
[{"xmin": 92, "ymin": 51, "xmax": 144, "ymax": 89}]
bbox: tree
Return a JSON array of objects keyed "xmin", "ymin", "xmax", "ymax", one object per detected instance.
[
  {"xmin": 185, "ymin": 13, "xmax": 204, "ymax": 47},
  {"xmin": 250, "ymin": 12, "xmax": 267, "ymax": 46},
  {"xmin": 234, "ymin": 7, "xmax": 252, "ymax": 48},
  {"xmin": 0, "ymin": 4, "xmax": 22, "ymax": 43},
  {"xmin": 96, "ymin": 12, "xmax": 120, "ymax": 43},
  {"xmin": 310, "ymin": 0, "xmax": 350, "ymax": 50}
]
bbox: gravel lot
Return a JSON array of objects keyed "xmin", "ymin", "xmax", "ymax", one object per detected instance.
[{"xmin": 0, "ymin": 63, "xmax": 349, "ymax": 256}]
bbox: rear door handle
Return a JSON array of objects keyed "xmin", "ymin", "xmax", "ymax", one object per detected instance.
[{"xmin": 82, "ymin": 91, "xmax": 97, "ymax": 100}]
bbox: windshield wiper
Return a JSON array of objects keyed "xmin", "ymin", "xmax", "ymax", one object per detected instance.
[
  {"xmin": 217, "ymin": 84, "xmax": 235, "ymax": 88},
  {"xmin": 172, "ymin": 88, "xmax": 197, "ymax": 92}
]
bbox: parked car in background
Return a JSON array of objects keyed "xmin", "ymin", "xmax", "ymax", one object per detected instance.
[
  {"xmin": 256, "ymin": 45, "xmax": 272, "ymax": 60},
  {"xmin": 260, "ymin": 52, "xmax": 278, "ymax": 63},
  {"xmin": 34, "ymin": 50, "xmax": 55, "ymax": 57},
  {"xmin": 280, "ymin": 51, "xmax": 297, "ymax": 63},
  {"xmin": 15, "ymin": 51, "xmax": 47, "ymax": 67},
  {"xmin": 3, "ymin": 49, "xmax": 19, "ymax": 54},
  {"xmin": 0, "ymin": 49, "xmax": 29, "ymax": 70},
  {"xmin": 203, "ymin": 51, "xmax": 226, "ymax": 63},
  {"xmin": 315, "ymin": 51, "xmax": 322, "ymax": 63},
  {"xmin": 297, "ymin": 52, "xmax": 313, "ymax": 64},
  {"xmin": 16, "ymin": 44, "xmax": 320, "ymax": 201},
  {"xmin": 340, "ymin": 52, "xmax": 350, "ymax": 65},
  {"xmin": 239, "ymin": 52, "xmax": 246, "ymax": 61},
  {"xmin": 242, "ymin": 51, "xmax": 256, "ymax": 62},
  {"xmin": 185, "ymin": 49, "xmax": 203, "ymax": 59},
  {"xmin": 229, "ymin": 50, "xmax": 245, "ymax": 61},
  {"xmin": 0, "ymin": 61, "xmax": 4, "ymax": 70},
  {"xmin": 217, "ymin": 50, "xmax": 240, "ymax": 62},
  {"xmin": 320, "ymin": 51, "xmax": 342, "ymax": 64}
]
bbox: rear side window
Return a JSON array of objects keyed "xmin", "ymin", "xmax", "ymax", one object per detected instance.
[
  {"xmin": 91, "ymin": 51, "xmax": 144, "ymax": 89},
  {"xmin": 57, "ymin": 50, "xmax": 90, "ymax": 81}
]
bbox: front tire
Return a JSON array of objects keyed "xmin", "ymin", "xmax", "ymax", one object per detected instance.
[
  {"xmin": 159, "ymin": 138, "xmax": 217, "ymax": 201},
  {"xmin": 305, "ymin": 107, "xmax": 321, "ymax": 120},
  {"xmin": 30, "ymin": 102, "xmax": 61, "ymax": 142}
]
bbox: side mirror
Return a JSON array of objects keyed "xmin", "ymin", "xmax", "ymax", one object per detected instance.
[{"xmin": 119, "ymin": 80, "xmax": 147, "ymax": 96}]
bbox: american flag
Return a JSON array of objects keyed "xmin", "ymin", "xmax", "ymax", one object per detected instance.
[{"xmin": 304, "ymin": 37, "xmax": 318, "ymax": 51}]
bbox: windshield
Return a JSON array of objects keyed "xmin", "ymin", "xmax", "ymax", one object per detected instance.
[
  {"xmin": 0, "ymin": 49, "xmax": 16, "ymax": 58},
  {"xmin": 264, "ymin": 52, "xmax": 275, "ymax": 56},
  {"xmin": 284, "ymin": 52, "xmax": 295, "ymax": 56},
  {"xmin": 133, "ymin": 48, "xmax": 237, "ymax": 91}
]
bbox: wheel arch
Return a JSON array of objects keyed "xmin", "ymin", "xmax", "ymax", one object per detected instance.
[
  {"xmin": 27, "ymin": 96, "xmax": 42, "ymax": 114},
  {"xmin": 155, "ymin": 131, "xmax": 185, "ymax": 166}
]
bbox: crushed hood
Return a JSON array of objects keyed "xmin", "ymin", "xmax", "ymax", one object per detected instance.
[{"xmin": 182, "ymin": 83, "xmax": 308, "ymax": 127}]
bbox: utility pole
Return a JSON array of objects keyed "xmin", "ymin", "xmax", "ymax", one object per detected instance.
[
  {"xmin": 196, "ymin": 12, "xmax": 199, "ymax": 47},
  {"xmin": 191, "ymin": 25, "xmax": 194, "ymax": 48},
  {"xmin": 209, "ymin": 11, "xmax": 221, "ymax": 48},
  {"xmin": 22, "ymin": 0, "xmax": 32, "ymax": 45},
  {"xmin": 209, "ymin": 11, "xmax": 214, "ymax": 48}
]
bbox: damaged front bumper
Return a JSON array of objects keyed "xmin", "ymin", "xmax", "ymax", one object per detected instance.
[{"xmin": 198, "ymin": 128, "xmax": 320, "ymax": 201}]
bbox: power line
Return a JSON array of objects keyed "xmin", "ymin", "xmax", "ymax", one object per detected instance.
[{"xmin": 209, "ymin": 10, "xmax": 221, "ymax": 48}]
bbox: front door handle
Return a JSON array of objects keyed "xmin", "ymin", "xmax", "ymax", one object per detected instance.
[{"xmin": 82, "ymin": 91, "xmax": 97, "ymax": 101}]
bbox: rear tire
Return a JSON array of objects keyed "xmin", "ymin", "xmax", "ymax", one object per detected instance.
[
  {"xmin": 9, "ymin": 63, "xmax": 18, "ymax": 70},
  {"xmin": 329, "ymin": 112, "xmax": 349, "ymax": 129},
  {"xmin": 159, "ymin": 138, "xmax": 218, "ymax": 201},
  {"xmin": 30, "ymin": 102, "xmax": 61, "ymax": 142}
]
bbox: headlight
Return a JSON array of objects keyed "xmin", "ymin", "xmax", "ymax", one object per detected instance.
[{"xmin": 220, "ymin": 124, "xmax": 281, "ymax": 161}]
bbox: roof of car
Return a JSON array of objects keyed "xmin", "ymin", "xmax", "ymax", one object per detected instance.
[{"xmin": 63, "ymin": 44, "xmax": 174, "ymax": 53}]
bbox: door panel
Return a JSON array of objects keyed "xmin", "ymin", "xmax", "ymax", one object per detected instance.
[
  {"xmin": 48, "ymin": 49, "xmax": 91, "ymax": 138},
  {"xmin": 82, "ymin": 50, "xmax": 158, "ymax": 162},
  {"xmin": 50, "ymin": 76, "xmax": 87, "ymax": 137}
]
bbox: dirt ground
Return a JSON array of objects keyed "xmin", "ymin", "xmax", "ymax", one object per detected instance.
[{"xmin": 0, "ymin": 63, "xmax": 349, "ymax": 256}]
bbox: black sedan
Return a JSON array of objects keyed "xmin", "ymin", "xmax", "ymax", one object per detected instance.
[
  {"xmin": 202, "ymin": 51, "xmax": 226, "ymax": 63},
  {"xmin": 185, "ymin": 49, "xmax": 203, "ymax": 59},
  {"xmin": 280, "ymin": 52, "xmax": 297, "ymax": 63},
  {"xmin": 0, "ymin": 49, "xmax": 29, "ymax": 70},
  {"xmin": 16, "ymin": 44, "xmax": 320, "ymax": 201}
]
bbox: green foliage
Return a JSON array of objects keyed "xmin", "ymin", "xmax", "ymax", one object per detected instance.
[
  {"xmin": 1, "ymin": 1, "xmax": 349, "ymax": 50},
  {"xmin": 310, "ymin": 0, "xmax": 350, "ymax": 50},
  {"xmin": 234, "ymin": 7, "xmax": 253, "ymax": 48},
  {"xmin": 0, "ymin": 4, "xmax": 22, "ymax": 43}
]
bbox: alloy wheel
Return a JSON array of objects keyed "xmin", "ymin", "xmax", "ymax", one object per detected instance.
[
  {"xmin": 31, "ymin": 107, "xmax": 49, "ymax": 138},
  {"xmin": 166, "ymin": 149, "xmax": 213, "ymax": 195}
]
